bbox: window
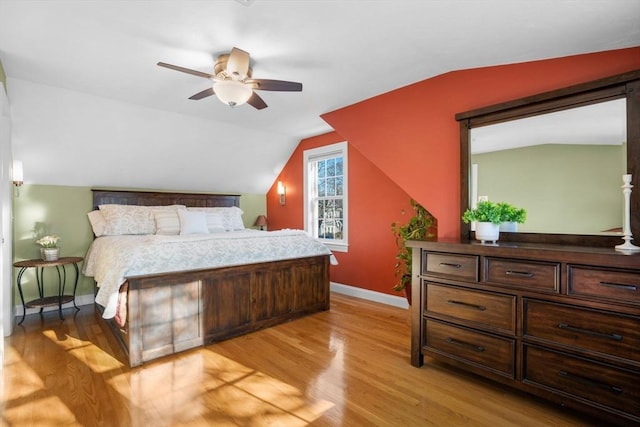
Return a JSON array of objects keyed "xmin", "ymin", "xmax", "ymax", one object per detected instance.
[{"xmin": 304, "ymin": 141, "xmax": 348, "ymax": 252}]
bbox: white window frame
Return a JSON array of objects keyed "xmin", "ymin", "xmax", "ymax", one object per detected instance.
[{"xmin": 303, "ymin": 141, "xmax": 348, "ymax": 252}]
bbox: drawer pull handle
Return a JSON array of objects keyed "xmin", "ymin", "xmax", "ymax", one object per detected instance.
[
  {"xmin": 439, "ymin": 262, "xmax": 461, "ymax": 269},
  {"xmin": 558, "ymin": 371, "xmax": 623, "ymax": 395},
  {"xmin": 505, "ymin": 270, "xmax": 533, "ymax": 278},
  {"xmin": 599, "ymin": 281, "xmax": 638, "ymax": 291},
  {"xmin": 445, "ymin": 337, "xmax": 484, "ymax": 352},
  {"xmin": 447, "ymin": 300, "xmax": 486, "ymax": 311},
  {"xmin": 557, "ymin": 323, "xmax": 623, "ymax": 341}
]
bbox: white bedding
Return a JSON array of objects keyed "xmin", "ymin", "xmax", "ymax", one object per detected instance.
[{"xmin": 82, "ymin": 229, "xmax": 335, "ymax": 319}]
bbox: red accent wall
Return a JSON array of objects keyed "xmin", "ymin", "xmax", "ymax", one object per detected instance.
[
  {"xmin": 267, "ymin": 131, "xmax": 415, "ymax": 292},
  {"xmin": 268, "ymin": 47, "xmax": 640, "ymax": 296}
]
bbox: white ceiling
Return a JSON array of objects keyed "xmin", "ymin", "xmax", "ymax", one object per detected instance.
[{"xmin": 1, "ymin": 0, "xmax": 639, "ymax": 194}]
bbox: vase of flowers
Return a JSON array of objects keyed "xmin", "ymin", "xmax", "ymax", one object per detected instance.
[{"xmin": 36, "ymin": 235, "xmax": 60, "ymax": 261}]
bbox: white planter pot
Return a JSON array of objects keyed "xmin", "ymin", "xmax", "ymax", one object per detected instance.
[
  {"xmin": 500, "ymin": 221, "xmax": 518, "ymax": 232},
  {"xmin": 41, "ymin": 248, "xmax": 60, "ymax": 261},
  {"xmin": 475, "ymin": 222, "xmax": 500, "ymax": 244}
]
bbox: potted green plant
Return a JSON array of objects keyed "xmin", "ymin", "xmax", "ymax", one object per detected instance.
[
  {"xmin": 497, "ymin": 202, "xmax": 527, "ymax": 232},
  {"xmin": 392, "ymin": 199, "xmax": 435, "ymax": 303},
  {"xmin": 462, "ymin": 200, "xmax": 502, "ymax": 243}
]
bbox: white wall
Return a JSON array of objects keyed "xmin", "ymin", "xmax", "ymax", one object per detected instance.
[{"xmin": 1, "ymin": 82, "xmax": 14, "ymax": 341}]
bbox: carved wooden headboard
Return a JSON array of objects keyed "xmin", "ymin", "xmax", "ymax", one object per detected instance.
[{"xmin": 92, "ymin": 189, "xmax": 240, "ymax": 210}]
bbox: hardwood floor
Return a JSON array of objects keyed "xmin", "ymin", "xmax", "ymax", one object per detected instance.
[{"xmin": 2, "ymin": 293, "xmax": 599, "ymax": 426}]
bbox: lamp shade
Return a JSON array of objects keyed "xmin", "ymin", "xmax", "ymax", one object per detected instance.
[
  {"xmin": 254, "ymin": 215, "xmax": 268, "ymax": 227},
  {"xmin": 12, "ymin": 160, "xmax": 23, "ymax": 184},
  {"xmin": 254, "ymin": 215, "xmax": 268, "ymax": 230},
  {"xmin": 213, "ymin": 80, "xmax": 253, "ymax": 107}
]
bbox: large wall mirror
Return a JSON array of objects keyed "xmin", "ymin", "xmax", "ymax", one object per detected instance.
[{"xmin": 456, "ymin": 70, "xmax": 640, "ymax": 247}]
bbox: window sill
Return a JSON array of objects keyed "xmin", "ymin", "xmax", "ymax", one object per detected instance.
[{"xmin": 322, "ymin": 242, "xmax": 349, "ymax": 253}]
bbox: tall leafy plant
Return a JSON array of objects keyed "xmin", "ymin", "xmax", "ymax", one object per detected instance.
[{"xmin": 392, "ymin": 199, "xmax": 435, "ymax": 293}]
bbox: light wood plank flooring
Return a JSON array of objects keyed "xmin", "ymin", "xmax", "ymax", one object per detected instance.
[{"xmin": 2, "ymin": 293, "xmax": 599, "ymax": 426}]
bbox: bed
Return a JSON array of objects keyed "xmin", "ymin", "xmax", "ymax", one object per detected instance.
[{"xmin": 84, "ymin": 189, "xmax": 331, "ymax": 367}]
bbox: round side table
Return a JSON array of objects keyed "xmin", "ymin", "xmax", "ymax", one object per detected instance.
[{"xmin": 13, "ymin": 256, "xmax": 83, "ymax": 325}]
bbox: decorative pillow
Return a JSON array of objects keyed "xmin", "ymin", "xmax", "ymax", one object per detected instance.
[
  {"xmin": 99, "ymin": 204, "xmax": 155, "ymax": 235},
  {"xmin": 87, "ymin": 210, "xmax": 106, "ymax": 237},
  {"xmin": 203, "ymin": 211, "xmax": 226, "ymax": 233},
  {"xmin": 187, "ymin": 207, "xmax": 244, "ymax": 231},
  {"xmin": 225, "ymin": 206, "xmax": 245, "ymax": 231},
  {"xmin": 153, "ymin": 205, "xmax": 187, "ymax": 235},
  {"xmin": 178, "ymin": 209, "xmax": 209, "ymax": 235}
]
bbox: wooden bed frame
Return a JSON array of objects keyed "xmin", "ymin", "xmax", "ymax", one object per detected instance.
[{"xmin": 91, "ymin": 189, "xmax": 330, "ymax": 367}]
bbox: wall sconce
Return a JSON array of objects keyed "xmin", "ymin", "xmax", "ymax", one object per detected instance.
[
  {"xmin": 12, "ymin": 159, "xmax": 23, "ymax": 197},
  {"xmin": 277, "ymin": 181, "xmax": 286, "ymax": 205},
  {"xmin": 254, "ymin": 215, "xmax": 268, "ymax": 230}
]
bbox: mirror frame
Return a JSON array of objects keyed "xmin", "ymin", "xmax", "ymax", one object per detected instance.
[{"xmin": 456, "ymin": 69, "xmax": 640, "ymax": 247}]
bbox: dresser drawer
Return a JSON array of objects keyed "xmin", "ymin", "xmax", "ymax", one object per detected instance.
[
  {"xmin": 523, "ymin": 345, "xmax": 640, "ymax": 420},
  {"xmin": 485, "ymin": 258, "xmax": 559, "ymax": 293},
  {"xmin": 523, "ymin": 299, "xmax": 640, "ymax": 363},
  {"xmin": 568, "ymin": 265, "xmax": 640, "ymax": 305},
  {"xmin": 423, "ymin": 252, "xmax": 478, "ymax": 281},
  {"xmin": 425, "ymin": 319, "xmax": 515, "ymax": 377},
  {"xmin": 426, "ymin": 284, "xmax": 515, "ymax": 334}
]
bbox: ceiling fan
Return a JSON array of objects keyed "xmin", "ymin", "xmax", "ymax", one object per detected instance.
[{"xmin": 158, "ymin": 47, "xmax": 302, "ymax": 110}]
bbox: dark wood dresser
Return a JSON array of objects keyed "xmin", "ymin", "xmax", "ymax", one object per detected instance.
[{"xmin": 406, "ymin": 240, "xmax": 640, "ymax": 425}]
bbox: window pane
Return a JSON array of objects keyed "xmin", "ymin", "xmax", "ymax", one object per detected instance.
[
  {"xmin": 327, "ymin": 158, "xmax": 335, "ymax": 176},
  {"xmin": 336, "ymin": 157, "xmax": 343, "ymax": 176},
  {"xmin": 317, "ymin": 199, "xmax": 343, "ymax": 240},
  {"xmin": 318, "ymin": 178, "xmax": 326, "ymax": 197},
  {"xmin": 326, "ymin": 178, "xmax": 335, "ymax": 196},
  {"xmin": 336, "ymin": 177, "xmax": 343, "ymax": 196},
  {"xmin": 318, "ymin": 160, "xmax": 326, "ymax": 178},
  {"xmin": 333, "ymin": 199, "xmax": 343, "ymax": 218}
]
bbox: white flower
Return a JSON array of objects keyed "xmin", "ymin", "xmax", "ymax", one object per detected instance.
[{"xmin": 36, "ymin": 235, "xmax": 60, "ymax": 248}]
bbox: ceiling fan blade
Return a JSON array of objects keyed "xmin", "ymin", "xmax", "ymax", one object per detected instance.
[
  {"xmin": 247, "ymin": 91, "xmax": 268, "ymax": 110},
  {"xmin": 226, "ymin": 47, "xmax": 251, "ymax": 80},
  {"xmin": 189, "ymin": 88, "xmax": 215, "ymax": 100},
  {"xmin": 157, "ymin": 62, "xmax": 214, "ymax": 79},
  {"xmin": 248, "ymin": 79, "xmax": 302, "ymax": 92}
]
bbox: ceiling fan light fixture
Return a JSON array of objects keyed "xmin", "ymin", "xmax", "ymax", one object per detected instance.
[{"xmin": 213, "ymin": 80, "xmax": 252, "ymax": 107}]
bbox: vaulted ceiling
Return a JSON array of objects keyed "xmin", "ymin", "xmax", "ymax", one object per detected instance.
[{"xmin": 1, "ymin": 0, "xmax": 639, "ymax": 193}]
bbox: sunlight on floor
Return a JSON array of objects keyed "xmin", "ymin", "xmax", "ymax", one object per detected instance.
[
  {"xmin": 1, "ymin": 346, "xmax": 45, "ymax": 400},
  {"xmin": 42, "ymin": 329, "xmax": 123, "ymax": 373},
  {"xmin": 4, "ymin": 326, "xmax": 334, "ymax": 426},
  {"xmin": 309, "ymin": 332, "xmax": 345, "ymax": 416},
  {"xmin": 3, "ymin": 395, "xmax": 79, "ymax": 425},
  {"xmin": 111, "ymin": 350, "xmax": 335, "ymax": 425}
]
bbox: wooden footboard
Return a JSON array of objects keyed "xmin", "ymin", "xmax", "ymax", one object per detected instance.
[{"xmin": 98, "ymin": 255, "xmax": 330, "ymax": 367}]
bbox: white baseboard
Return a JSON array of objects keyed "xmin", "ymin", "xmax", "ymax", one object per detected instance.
[
  {"xmin": 13, "ymin": 293, "xmax": 94, "ymax": 318},
  {"xmin": 330, "ymin": 282, "xmax": 409, "ymax": 309}
]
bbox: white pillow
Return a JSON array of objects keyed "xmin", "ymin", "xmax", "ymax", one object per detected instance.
[
  {"xmin": 153, "ymin": 205, "xmax": 187, "ymax": 235},
  {"xmin": 99, "ymin": 204, "xmax": 155, "ymax": 235},
  {"xmin": 187, "ymin": 207, "xmax": 242, "ymax": 232},
  {"xmin": 226, "ymin": 206, "xmax": 245, "ymax": 230},
  {"xmin": 87, "ymin": 210, "xmax": 106, "ymax": 237},
  {"xmin": 203, "ymin": 211, "xmax": 226, "ymax": 233},
  {"xmin": 178, "ymin": 210, "xmax": 209, "ymax": 235}
]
